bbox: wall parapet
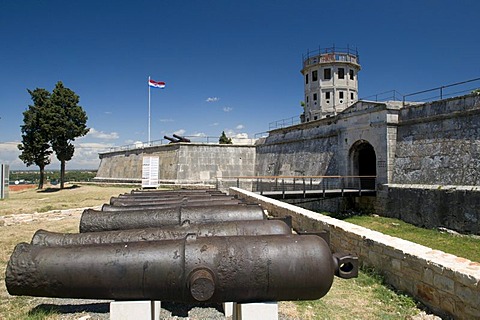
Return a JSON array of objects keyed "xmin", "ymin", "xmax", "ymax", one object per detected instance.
[
  {"xmin": 229, "ymin": 187, "xmax": 480, "ymax": 320},
  {"xmin": 382, "ymin": 184, "xmax": 480, "ymax": 235}
]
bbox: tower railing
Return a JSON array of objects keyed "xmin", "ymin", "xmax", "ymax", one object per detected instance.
[{"xmin": 302, "ymin": 46, "xmax": 360, "ymax": 68}]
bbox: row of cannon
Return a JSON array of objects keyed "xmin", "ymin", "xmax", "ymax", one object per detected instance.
[{"xmin": 6, "ymin": 188, "xmax": 358, "ymax": 304}]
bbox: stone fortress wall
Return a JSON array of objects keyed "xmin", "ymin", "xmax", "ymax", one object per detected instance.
[
  {"xmin": 384, "ymin": 94, "xmax": 480, "ymax": 234},
  {"xmin": 95, "ymin": 143, "xmax": 256, "ymax": 185},
  {"xmin": 255, "ymin": 93, "xmax": 480, "ymax": 234}
]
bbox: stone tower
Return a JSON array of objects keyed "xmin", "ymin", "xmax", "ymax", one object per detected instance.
[{"xmin": 300, "ymin": 46, "xmax": 361, "ymax": 122}]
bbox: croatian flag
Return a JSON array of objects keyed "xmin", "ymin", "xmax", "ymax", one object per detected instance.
[{"xmin": 149, "ymin": 79, "xmax": 166, "ymax": 89}]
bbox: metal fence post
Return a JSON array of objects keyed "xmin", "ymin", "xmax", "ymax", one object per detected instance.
[{"xmin": 303, "ymin": 178, "xmax": 306, "ymax": 198}]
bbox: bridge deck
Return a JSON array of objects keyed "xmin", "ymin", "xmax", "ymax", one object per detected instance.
[{"xmin": 255, "ymin": 189, "xmax": 376, "ymax": 199}]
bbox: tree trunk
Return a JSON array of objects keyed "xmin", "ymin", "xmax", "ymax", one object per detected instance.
[
  {"xmin": 38, "ymin": 166, "xmax": 45, "ymax": 189},
  {"xmin": 60, "ymin": 160, "xmax": 65, "ymax": 189}
]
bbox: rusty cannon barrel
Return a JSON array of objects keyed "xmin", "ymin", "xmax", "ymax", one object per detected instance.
[
  {"xmin": 101, "ymin": 201, "xmax": 248, "ymax": 212},
  {"xmin": 130, "ymin": 189, "xmax": 220, "ymax": 195},
  {"xmin": 173, "ymin": 134, "xmax": 191, "ymax": 143},
  {"xmin": 6, "ymin": 234, "xmax": 358, "ymax": 302},
  {"xmin": 109, "ymin": 195, "xmax": 238, "ymax": 206},
  {"xmin": 80, "ymin": 205, "xmax": 266, "ymax": 232},
  {"xmin": 164, "ymin": 135, "xmax": 180, "ymax": 143},
  {"xmin": 32, "ymin": 220, "xmax": 292, "ymax": 246},
  {"xmin": 120, "ymin": 190, "xmax": 224, "ymax": 199}
]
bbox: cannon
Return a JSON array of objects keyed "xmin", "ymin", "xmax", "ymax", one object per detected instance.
[
  {"xmin": 6, "ymin": 234, "xmax": 358, "ymax": 302},
  {"xmin": 173, "ymin": 134, "xmax": 191, "ymax": 143},
  {"xmin": 101, "ymin": 200, "xmax": 248, "ymax": 211},
  {"xmin": 130, "ymin": 188, "xmax": 219, "ymax": 195},
  {"xmin": 120, "ymin": 190, "xmax": 224, "ymax": 199},
  {"xmin": 31, "ymin": 220, "xmax": 292, "ymax": 246},
  {"xmin": 80, "ymin": 205, "xmax": 266, "ymax": 232},
  {"xmin": 109, "ymin": 195, "xmax": 239, "ymax": 207},
  {"xmin": 164, "ymin": 135, "xmax": 180, "ymax": 143}
]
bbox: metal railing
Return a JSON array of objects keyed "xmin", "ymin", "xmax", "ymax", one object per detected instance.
[
  {"xmin": 105, "ymin": 136, "xmax": 257, "ymax": 153},
  {"xmin": 302, "ymin": 46, "xmax": 360, "ymax": 68},
  {"xmin": 402, "ymin": 77, "xmax": 480, "ymax": 106},
  {"xmin": 217, "ymin": 175, "xmax": 376, "ymax": 197},
  {"xmin": 361, "ymin": 90, "xmax": 404, "ymax": 102},
  {"xmin": 268, "ymin": 116, "xmax": 301, "ymax": 130}
]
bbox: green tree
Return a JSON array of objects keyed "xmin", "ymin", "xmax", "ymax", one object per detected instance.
[
  {"xmin": 49, "ymin": 81, "xmax": 89, "ymax": 189},
  {"xmin": 219, "ymin": 131, "xmax": 232, "ymax": 144},
  {"xmin": 18, "ymin": 88, "xmax": 53, "ymax": 189}
]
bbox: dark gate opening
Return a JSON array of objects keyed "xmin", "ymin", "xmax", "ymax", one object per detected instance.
[{"xmin": 351, "ymin": 141, "xmax": 377, "ymax": 189}]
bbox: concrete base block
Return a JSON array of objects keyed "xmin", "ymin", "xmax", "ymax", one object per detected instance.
[
  {"xmin": 223, "ymin": 302, "xmax": 234, "ymax": 317},
  {"xmin": 233, "ymin": 301, "xmax": 278, "ymax": 320},
  {"xmin": 110, "ymin": 301, "xmax": 161, "ymax": 320}
]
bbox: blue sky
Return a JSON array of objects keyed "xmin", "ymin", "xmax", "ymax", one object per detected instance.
[{"xmin": 1, "ymin": 0, "xmax": 479, "ymax": 170}]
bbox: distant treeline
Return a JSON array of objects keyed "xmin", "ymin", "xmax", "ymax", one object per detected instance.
[{"xmin": 10, "ymin": 170, "xmax": 97, "ymax": 184}]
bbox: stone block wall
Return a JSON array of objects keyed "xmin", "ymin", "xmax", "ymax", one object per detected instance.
[
  {"xmin": 229, "ymin": 187, "xmax": 480, "ymax": 320},
  {"xmin": 95, "ymin": 143, "xmax": 256, "ymax": 184},
  {"xmin": 393, "ymin": 94, "xmax": 480, "ymax": 185},
  {"xmin": 383, "ymin": 184, "xmax": 480, "ymax": 235},
  {"xmin": 255, "ymin": 122, "xmax": 339, "ymax": 177}
]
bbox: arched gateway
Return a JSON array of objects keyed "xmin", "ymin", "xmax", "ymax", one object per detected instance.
[{"xmin": 349, "ymin": 140, "xmax": 377, "ymax": 189}]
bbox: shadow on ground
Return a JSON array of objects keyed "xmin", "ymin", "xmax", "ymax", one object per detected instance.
[
  {"xmin": 38, "ymin": 185, "xmax": 80, "ymax": 193},
  {"xmin": 28, "ymin": 302, "xmax": 109, "ymax": 315},
  {"xmin": 161, "ymin": 302, "xmax": 224, "ymax": 317}
]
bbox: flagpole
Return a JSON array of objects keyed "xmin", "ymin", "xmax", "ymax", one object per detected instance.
[{"xmin": 148, "ymin": 76, "xmax": 151, "ymax": 145}]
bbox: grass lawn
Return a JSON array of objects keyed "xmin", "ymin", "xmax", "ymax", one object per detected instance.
[{"xmin": 343, "ymin": 215, "xmax": 480, "ymax": 263}]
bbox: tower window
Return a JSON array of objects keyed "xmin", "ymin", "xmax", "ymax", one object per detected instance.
[
  {"xmin": 306, "ymin": 96, "xmax": 309, "ymax": 103},
  {"xmin": 324, "ymin": 68, "xmax": 331, "ymax": 80},
  {"xmin": 351, "ymin": 92, "xmax": 355, "ymax": 100},
  {"xmin": 339, "ymin": 91, "xmax": 344, "ymax": 99},
  {"xmin": 313, "ymin": 93, "xmax": 317, "ymax": 101},
  {"xmin": 325, "ymin": 92, "xmax": 331, "ymax": 99},
  {"xmin": 312, "ymin": 70, "xmax": 318, "ymax": 82},
  {"xmin": 349, "ymin": 69, "xmax": 354, "ymax": 80},
  {"xmin": 305, "ymin": 74, "xmax": 309, "ymax": 84},
  {"xmin": 338, "ymin": 68, "xmax": 345, "ymax": 79}
]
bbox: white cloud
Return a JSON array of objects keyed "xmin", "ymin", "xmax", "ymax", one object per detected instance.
[
  {"xmin": 0, "ymin": 141, "xmax": 115, "ymax": 170},
  {"xmin": 192, "ymin": 132, "xmax": 206, "ymax": 137},
  {"xmin": 236, "ymin": 124, "xmax": 244, "ymax": 130},
  {"xmin": 210, "ymin": 122, "xmax": 219, "ymax": 126},
  {"xmin": 206, "ymin": 97, "xmax": 220, "ymax": 102},
  {"xmin": 225, "ymin": 130, "xmax": 249, "ymax": 139},
  {"xmin": 0, "ymin": 142, "xmax": 25, "ymax": 170},
  {"xmin": 173, "ymin": 129, "xmax": 186, "ymax": 136},
  {"xmin": 159, "ymin": 118, "xmax": 174, "ymax": 122},
  {"xmin": 223, "ymin": 106, "xmax": 233, "ymax": 112},
  {"xmin": 85, "ymin": 128, "xmax": 119, "ymax": 140}
]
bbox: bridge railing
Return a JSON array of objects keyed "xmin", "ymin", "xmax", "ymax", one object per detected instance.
[{"xmin": 217, "ymin": 175, "xmax": 376, "ymax": 195}]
